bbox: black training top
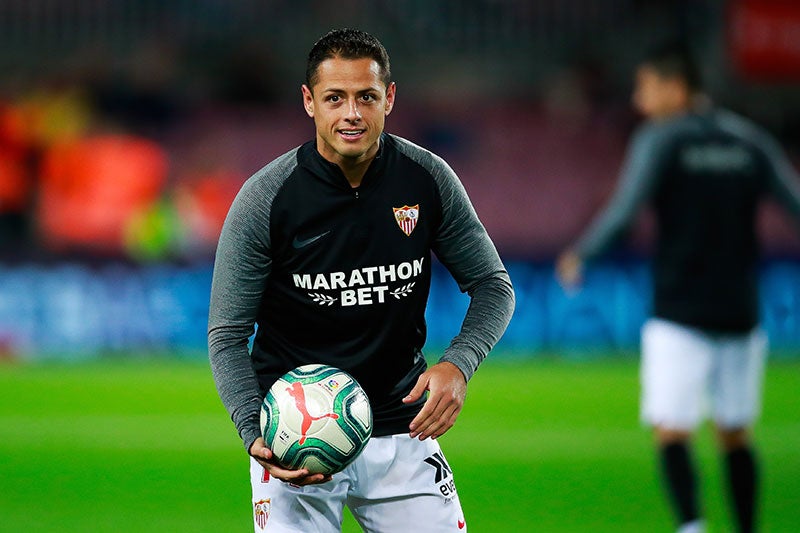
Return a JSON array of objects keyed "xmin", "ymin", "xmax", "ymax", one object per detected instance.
[
  {"xmin": 575, "ymin": 107, "xmax": 800, "ymax": 333},
  {"xmin": 208, "ymin": 133, "xmax": 515, "ymax": 451}
]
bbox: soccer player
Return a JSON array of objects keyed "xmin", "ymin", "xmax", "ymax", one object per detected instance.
[
  {"xmin": 208, "ymin": 29, "xmax": 514, "ymax": 532},
  {"xmin": 556, "ymin": 43, "xmax": 800, "ymax": 533}
]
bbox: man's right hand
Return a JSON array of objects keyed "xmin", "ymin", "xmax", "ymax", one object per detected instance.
[
  {"xmin": 249, "ymin": 437, "xmax": 332, "ymax": 486},
  {"xmin": 556, "ymin": 248, "xmax": 584, "ymax": 291}
]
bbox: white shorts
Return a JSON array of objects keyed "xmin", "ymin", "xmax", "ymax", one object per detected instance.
[
  {"xmin": 640, "ymin": 318, "xmax": 767, "ymax": 431},
  {"xmin": 250, "ymin": 434, "xmax": 466, "ymax": 532}
]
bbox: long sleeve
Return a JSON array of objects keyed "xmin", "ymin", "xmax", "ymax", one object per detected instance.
[
  {"xmin": 207, "ymin": 150, "xmax": 296, "ymax": 451},
  {"xmin": 426, "ymin": 151, "xmax": 515, "ymax": 380},
  {"xmin": 760, "ymin": 129, "xmax": 800, "ymax": 230},
  {"xmin": 575, "ymin": 124, "xmax": 669, "ymax": 260}
]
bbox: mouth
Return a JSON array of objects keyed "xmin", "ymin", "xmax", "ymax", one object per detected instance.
[{"xmin": 338, "ymin": 129, "xmax": 366, "ymax": 140}]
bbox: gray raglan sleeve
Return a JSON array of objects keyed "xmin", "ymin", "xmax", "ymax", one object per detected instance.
[
  {"xmin": 426, "ymin": 152, "xmax": 515, "ymax": 381},
  {"xmin": 758, "ymin": 130, "xmax": 800, "ymax": 230},
  {"xmin": 207, "ymin": 173, "xmax": 276, "ymax": 453},
  {"xmin": 574, "ymin": 124, "xmax": 667, "ymax": 260}
]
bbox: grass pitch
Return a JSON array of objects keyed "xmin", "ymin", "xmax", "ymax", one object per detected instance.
[{"xmin": 1, "ymin": 355, "xmax": 798, "ymax": 532}]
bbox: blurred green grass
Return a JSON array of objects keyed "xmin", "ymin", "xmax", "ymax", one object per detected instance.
[{"xmin": 1, "ymin": 355, "xmax": 798, "ymax": 532}]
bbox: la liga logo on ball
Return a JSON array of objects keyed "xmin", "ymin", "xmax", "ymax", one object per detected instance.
[{"xmin": 260, "ymin": 364, "xmax": 373, "ymax": 474}]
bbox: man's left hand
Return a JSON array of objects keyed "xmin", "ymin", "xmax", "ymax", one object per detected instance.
[{"xmin": 403, "ymin": 361, "xmax": 467, "ymax": 440}]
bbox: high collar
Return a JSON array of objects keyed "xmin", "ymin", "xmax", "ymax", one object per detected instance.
[{"xmin": 299, "ymin": 133, "xmax": 388, "ymax": 191}]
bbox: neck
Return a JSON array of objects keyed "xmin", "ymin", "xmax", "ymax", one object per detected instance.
[
  {"xmin": 690, "ymin": 93, "xmax": 711, "ymax": 113},
  {"xmin": 339, "ymin": 159, "xmax": 371, "ymax": 188},
  {"xmin": 316, "ymin": 136, "xmax": 381, "ymax": 188}
]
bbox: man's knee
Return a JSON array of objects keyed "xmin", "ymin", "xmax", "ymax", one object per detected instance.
[
  {"xmin": 715, "ymin": 426, "xmax": 750, "ymax": 451},
  {"xmin": 655, "ymin": 426, "xmax": 692, "ymax": 446}
]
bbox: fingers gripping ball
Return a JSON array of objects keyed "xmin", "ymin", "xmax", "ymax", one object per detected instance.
[{"xmin": 260, "ymin": 364, "xmax": 373, "ymax": 474}]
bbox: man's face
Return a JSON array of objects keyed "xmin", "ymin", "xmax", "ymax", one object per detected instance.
[
  {"xmin": 302, "ymin": 56, "xmax": 395, "ymax": 166},
  {"xmin": 632, "ymin": 65, "xmax": 687, "ymax": 120}
]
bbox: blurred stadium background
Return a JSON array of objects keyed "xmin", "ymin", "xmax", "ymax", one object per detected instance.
[{"xmin": 1, "ymin": 1, "xmax": 799, "ymax": 532}]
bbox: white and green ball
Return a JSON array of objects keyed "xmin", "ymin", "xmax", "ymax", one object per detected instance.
[{"xmin": 260, "ymin": 364, "xmax": 373, "ymax": 474}]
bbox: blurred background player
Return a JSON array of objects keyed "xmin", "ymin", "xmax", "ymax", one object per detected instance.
[
  {"xmin": 556, "ymin": 42, "xmax": 800, "ymax": 533},
  {"xmin": 208, "ymin": 29, "xmax": 514, "ymax": 532}
]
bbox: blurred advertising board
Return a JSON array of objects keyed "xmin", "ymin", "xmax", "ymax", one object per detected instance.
[
  {"xmin": 0, "ymin": 260, "xmax": 799, "ymax": 359},
  {"xmin": 729, "ymin": 0, "xmax": 800, "ymax": 82}
]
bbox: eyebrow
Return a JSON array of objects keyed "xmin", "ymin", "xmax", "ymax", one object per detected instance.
[{"xmin": 321, "ymin": 87, "xmax": 381, "ymax": 95}]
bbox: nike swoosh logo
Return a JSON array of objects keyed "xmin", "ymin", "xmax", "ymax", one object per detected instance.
[{"xmin": 292, "ymin": 230, "xmax": 330, "ymax": 249}]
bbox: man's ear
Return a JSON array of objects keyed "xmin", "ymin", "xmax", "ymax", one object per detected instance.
[
  {"xmin": 301, "ymin": 84, "xmax": 314, "ymax": 117},
  {"xmin": 384, "ymin": 82, "xmax": 396, "ymax": 116}
]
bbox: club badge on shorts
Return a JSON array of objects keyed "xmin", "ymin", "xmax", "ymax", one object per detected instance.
[
  {"xmin": 254, "ymin": 498, "xmax": 271, "ymax": 530},
  {"xmin": 393, "ymin": 204, "xmax": 419, "ymax": 236}
]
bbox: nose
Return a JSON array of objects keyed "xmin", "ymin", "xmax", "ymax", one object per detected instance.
[{"xmin": 344, "ymin": 98, "xmax": 362, "ymax": 122}]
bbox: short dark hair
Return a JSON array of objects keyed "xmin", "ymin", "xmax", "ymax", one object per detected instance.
[
  {"xmin": 640, "ymin": 41, "xmax": 703, "ymax": 92},
  {"xmin": 306, "ymin": 28, "xmax": 391, "ymax": 89}
]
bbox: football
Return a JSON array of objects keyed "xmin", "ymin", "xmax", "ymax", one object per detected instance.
[{"xmin": 260, "ymin": 364, "xmax": 373, "ymax": 474}]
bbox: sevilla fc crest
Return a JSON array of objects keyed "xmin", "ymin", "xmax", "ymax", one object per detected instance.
[
  {"xmin": 393, "ymin": 204, "xmax": 420, "ymax": 236},
  {"xmin": 254, "ymin": 498, "xmax": 271, "ymax": 530}
]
